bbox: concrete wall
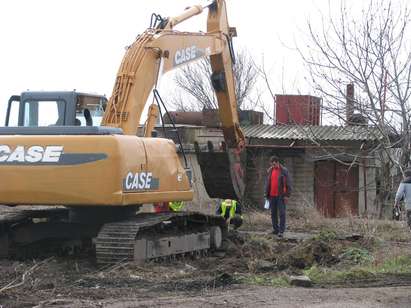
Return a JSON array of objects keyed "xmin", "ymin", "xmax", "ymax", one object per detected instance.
[
  {"xmin": 243, "ymin": 149, "xmax": 315, "ymax": 210},
  {"xmin": 243, "ymin": 149, "xmax": 271, "ymax": 207},
  {"xmin": 288, "ymin": 156, "xmax": 315, "ymax": 209}
]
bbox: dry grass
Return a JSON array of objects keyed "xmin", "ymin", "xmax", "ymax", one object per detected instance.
[
  {"xmin": 242, "ymin": 205, "xmax": 411, "ymax": 243},
  {"xmin": 241, "ymin": 209, "xmax": 272, "ymax": 231}
]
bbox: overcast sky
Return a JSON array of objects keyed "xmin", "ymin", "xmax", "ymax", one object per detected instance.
[{"xmin": 0, "ymin": 0, "xmax": 374, "ymax": 123}]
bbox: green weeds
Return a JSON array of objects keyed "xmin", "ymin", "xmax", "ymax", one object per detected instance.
[
  {"xmin": 237, "ymin": 274, "xmax": 290, "ymax": 287},
  {"xmin": 339, "ymin": 247, "xmax": 374, "ymax": 265},
  {"xmin": 304, "ymin": 255, "xmax": 411, "ymax": 284}
]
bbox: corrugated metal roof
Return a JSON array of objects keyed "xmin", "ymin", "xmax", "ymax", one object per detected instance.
[{"xmin": 243, "ymin": 125, "xmax": 383, "ymax": 141}]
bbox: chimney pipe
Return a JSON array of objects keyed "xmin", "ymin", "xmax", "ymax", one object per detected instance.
[{"xmin": 346, "ymin": 83, "xmax": 354, "ymax": 124}]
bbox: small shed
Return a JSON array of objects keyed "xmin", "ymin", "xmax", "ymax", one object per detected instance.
[{"xmin": 243, "ymin": 124, "xmax": 382, "ymax": 217}]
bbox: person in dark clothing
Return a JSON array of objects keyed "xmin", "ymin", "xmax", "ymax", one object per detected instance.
[{"xmin": 265, "ymin": 155, "xmax": 292, "ymax": 237}]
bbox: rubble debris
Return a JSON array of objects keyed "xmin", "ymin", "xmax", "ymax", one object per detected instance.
[
  {"xmin": 254, "ymin": 260, "xmax": 277, "ymax": 272},
  {"xmin": 289, "ymin": 275, "xmax": 313, "ymax": 287}
]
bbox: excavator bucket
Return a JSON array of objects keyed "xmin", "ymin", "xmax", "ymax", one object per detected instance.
[{"xmin": 194, "ymin": 141, "xmax": 246, "ymax": 200}]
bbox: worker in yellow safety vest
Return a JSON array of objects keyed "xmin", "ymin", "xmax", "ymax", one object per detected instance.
[
  {"xmin": 217, "ymin": 199, "xmax": 243, "ymax": 229},
  {"xmin": 169, "ymin": 201, "xmax": 184, "ymax": 212}
]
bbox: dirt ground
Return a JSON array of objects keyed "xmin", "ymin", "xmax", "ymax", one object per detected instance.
[
  {"xmin": 9, "ymin": 285, "xmax": 410, "ymax": 308},
  {"xmin": 1, "ymin": 208, "xmax": 411, "ymax": 308},
  {"xmin": 105, "ymin": 286, "xmax": 411, "ymax": 308}
]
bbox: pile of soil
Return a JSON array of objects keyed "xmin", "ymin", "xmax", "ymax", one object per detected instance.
[{"xmin": 278, "ymin": 239, "xmax": 338, "ymax": 269}]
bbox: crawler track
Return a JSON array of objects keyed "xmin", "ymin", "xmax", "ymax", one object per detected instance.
[
  {"xmin": 0, "ymin": 206, "xmax": 226, "ymax": 264},
  {"xmin": 95, "ymin": 212, "xmax": 226, "ymax": 264},
  {"xmin": 95, "ymin": 218, "xmax": 143, "ymax": 264}
]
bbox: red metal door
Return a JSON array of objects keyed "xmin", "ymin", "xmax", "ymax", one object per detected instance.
[
  {"xmin": 335, "ymin": 164, "xmax": 359, "ymax": 217},
  {"xmin": 314, "ymin": 161, "xmax": 359, "ymax": 218},
  {"xmin": 314, "ymin": 161, "xmax": 335, "ymax": 217}
]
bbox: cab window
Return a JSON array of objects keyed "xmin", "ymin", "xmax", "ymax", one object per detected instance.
[
  {"xmin": 75, "ymin": 95, "xmax": 107, "ymax": 126},
  {"xmin": 23, "ymin": 100, "xmax": 66, "ymax": 126},
  {"xmin": 6, "ymin": 100, "xmax": 19, "ymax": 126}
]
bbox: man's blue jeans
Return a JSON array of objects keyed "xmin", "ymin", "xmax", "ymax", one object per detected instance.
[{"xmin": 269, "ymin": 196, "xmax": 286, "ymax": 234}]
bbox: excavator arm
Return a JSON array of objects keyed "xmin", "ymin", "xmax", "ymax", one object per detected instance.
[{"xmin": 102, "ymin": 0, "xmax": 246, "ymax": 200}]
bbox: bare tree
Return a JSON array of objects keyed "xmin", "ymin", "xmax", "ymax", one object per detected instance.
[
  {"xmin": 171, "ymin": 49, "xmax": 258, "ymax": 111},
  {"xmin": 298, "ymin": 0, "xmax": 411, "ymax": 215}
]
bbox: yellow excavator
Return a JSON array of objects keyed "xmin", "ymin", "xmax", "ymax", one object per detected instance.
[{"xmin": 0, "ymin": 0, "xmax": 246, "ymax": 263}]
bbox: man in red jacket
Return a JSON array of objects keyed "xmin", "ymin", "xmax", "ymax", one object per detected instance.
[{"xmin": 265, "ymin": 155, "xmax": 292, "ymax": 237}]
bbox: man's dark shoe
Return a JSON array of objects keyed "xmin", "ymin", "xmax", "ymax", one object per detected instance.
[
  {"xmin": 272, "ymin": 231, "xmax": 279, "ymax": 235},
  {"xmin": 278, "ymin": 233, "xmax": 283, "ymax": 238}
]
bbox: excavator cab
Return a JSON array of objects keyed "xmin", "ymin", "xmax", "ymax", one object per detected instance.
[{"xmin": 5, "ymin": 91, "xmax": 107, "ymax": 127}]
